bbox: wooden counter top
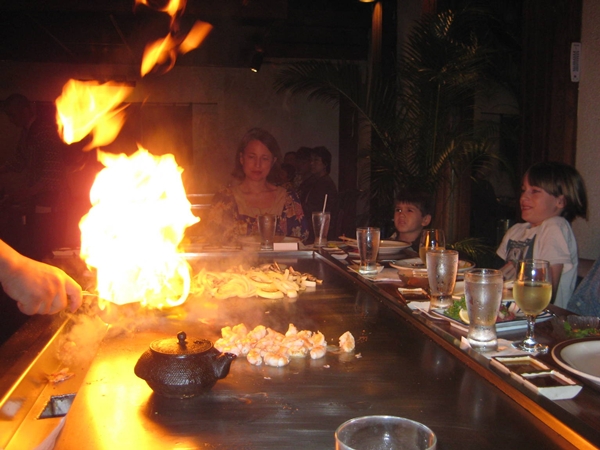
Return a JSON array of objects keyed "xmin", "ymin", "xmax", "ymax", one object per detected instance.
[{"xmin": 45, "ymin": 252, "xmax": 598, "ymax": 449}]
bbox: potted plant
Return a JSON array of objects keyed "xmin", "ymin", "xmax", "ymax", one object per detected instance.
[{"xmin": 274, "ymin": 6, "xmax": 519, "ymax": 262}]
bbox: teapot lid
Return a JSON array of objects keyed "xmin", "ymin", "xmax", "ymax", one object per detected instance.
[{"xmin": 150, "ymin": 331, "xmax": 212, "ymax": 356}]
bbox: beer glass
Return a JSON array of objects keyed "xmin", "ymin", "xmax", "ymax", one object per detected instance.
[{"xmin": 419, "ymin": 229, "xmax": 445, "ymax": 266}]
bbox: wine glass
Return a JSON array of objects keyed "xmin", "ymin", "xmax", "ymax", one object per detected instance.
[
  {"xmin": 511, "ymin": 259, "xmax": 552, "ymax": 353},
  {"xmin": 419, "ymin": 229, "xmax": 445, "ymax": 266}
]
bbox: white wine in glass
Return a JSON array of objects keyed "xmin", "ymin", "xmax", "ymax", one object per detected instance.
[
  {"xmin": 419, "ymin": 229, "xmax": 445, "ymax": 266},
  {"xmin": 512, "ymin": 259, "xmax": 552, "ymax": 353}
]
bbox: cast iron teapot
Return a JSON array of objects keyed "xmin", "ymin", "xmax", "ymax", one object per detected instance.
[{"xmin": 134, "ymin": 331, "xmax": 236, "ymax": 398}]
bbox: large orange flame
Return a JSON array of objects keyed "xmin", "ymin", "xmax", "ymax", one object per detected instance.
[
  {"xmin": 80, "ymin": 148, "xmax": 199, "ymax": 309},
  {"xmin": 54, "ymin": 0, "xmax": 209, "ymax": 310},
  {"xmin": 56, "ymin": 79, "xmax": 133, "ymax": 150},
  {"xmin": 136, "ymin": 0, "xmax": 186, "ymax": 25},
  {"xmin": 141, "ymin": 21, "xmax": 212, "ymax": 77},
  {"xmin": 136, "ymin": 0, "xmax": 212, "ymax": 76}
]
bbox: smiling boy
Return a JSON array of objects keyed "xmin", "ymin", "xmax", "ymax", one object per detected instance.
[
  {"xmin": 496, "ymin": 162, "xmax": 588, "ymax": 308},
  {"xmin": 389, "ymin": 189, "xmax": 433, "ymax": 252}
]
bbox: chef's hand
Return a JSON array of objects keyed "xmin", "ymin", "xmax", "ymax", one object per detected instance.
[
  {"xmin": 499, "ymin": 261, "xmax": 517, "ymax": 281},
  {"xmin": 0, "ymin": 241, "xmax": 82, "ymax": 315}
]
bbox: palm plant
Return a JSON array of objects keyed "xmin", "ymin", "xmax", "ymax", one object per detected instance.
[{"xmin": 274, "ymin": 6, "xmax": 518, "ymax": 249}]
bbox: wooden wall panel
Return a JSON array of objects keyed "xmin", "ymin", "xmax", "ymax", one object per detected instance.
[{"xmin": 520, "ymin": 0, "xmax": 582, "ymax": 172}]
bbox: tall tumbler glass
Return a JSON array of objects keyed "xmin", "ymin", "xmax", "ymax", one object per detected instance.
[
  {"xmin": 356, "ymin": 227, "xmax": 381, "ymax": 275},
  {"xmin": 465, "ymin": 269, "xmax": 504, "ymax": 352},
  {"xmin": 312, "ymin": 212, "xmax": 331, "ymax": 247},
  {"xmin": 426, "ymin": 249, "xmax": 458, "ymax": 310},
  {"xmin": 257, "ymin": 214, "xmax": 277, "ymax": 250}
]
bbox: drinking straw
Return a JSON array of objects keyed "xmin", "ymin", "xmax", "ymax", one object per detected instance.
[
  {"xmin": 318, "ymin": 194, "xmax": 328, "ymax": 244},
  {"xmin": 322, "ymin": 194, "xmax": 328, "ymax": 214}
]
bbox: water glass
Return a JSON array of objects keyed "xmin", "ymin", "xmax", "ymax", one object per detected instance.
[
  {"xmin": 426, "ymin": 249, "xmax": 458, "ymax": 309},
  {"xmin": 419, "ymin": 229, "xmax": 445, "ymax": 266},
  {"xmin": 465, "ymin": 269, "xmax": 504, "ymax": 352},
  {"xmin": 312, "ymin": 212, "xmax": 331, "ymax": 247},
  {"xmin": 257, "ymin": 214, "xmax": 277, "ymax": 250},
  {"xmin": 356, "ymin": 227, "xmax": 381, "ymax": 275},
  {"xmin": 335, "ymin": 415, "xmax": 437, "ymax": 450}
]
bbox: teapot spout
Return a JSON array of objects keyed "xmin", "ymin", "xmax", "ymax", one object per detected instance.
[{"xmin": 214, "ymin": 352, "xmax": 237, "ymax": 379}]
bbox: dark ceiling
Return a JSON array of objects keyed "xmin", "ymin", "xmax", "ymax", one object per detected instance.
[{"xmin": 0, "ymin": 0, "xmax": 374, "ymax": 70}]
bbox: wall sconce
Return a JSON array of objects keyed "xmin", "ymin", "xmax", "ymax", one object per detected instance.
[
  {"xmin": 359, "ymin": 0, "xmax": 376, "ymax": 2},
  {"xmin": 250, "ymin": 50, "xmax": 264, "ymax": 73}
]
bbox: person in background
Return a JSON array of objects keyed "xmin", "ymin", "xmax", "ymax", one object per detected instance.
[
  {"xmin": 389, "ymin": 189, "xmax": 433, "ymax": 252},
  {"xmin": 283, "ymin": 151, "xmax": 297, "ymax": 166},
  {"xmin": 294, "ymin": 146, "xmax": 314, "ymax": 193},
  {"xmin": 567, "ymin": 258, "xmax": 600, "ymax": 315},
  {"xmin": 206, "ymin": 128, "xmax": 309, "ymax": 244},
  {"xmin": 301, "ymin": 146, "xmax": 339, "ymax": 242},
  {"xmin": 0, "ymin": 239, "xmax": 82, "ymax": 315},
  {"xmin": 0, "ymin": 94, "xmax": 71, "ymax": 261},
  {"xmin": 497, "ymin": 161, "xmax": 588, "ymax": 308},
  {"xmin": 280, "ymin": 162, "xmax": 296, "ymax": 191}
]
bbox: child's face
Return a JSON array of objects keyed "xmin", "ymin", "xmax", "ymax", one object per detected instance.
[
  {"xmin": 520, "ymin": 176, "xmax": 565, "ymax": 227},
  {"xmin": 394, "ymin": 202, "xmax": 431, "ymax": 237}
]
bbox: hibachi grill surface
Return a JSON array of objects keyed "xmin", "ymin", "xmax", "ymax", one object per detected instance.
[{"xmin": 53, "ymin": 252, "xmax": 582, "ymax": 449}]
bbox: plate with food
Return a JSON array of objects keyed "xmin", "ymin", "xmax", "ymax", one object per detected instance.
[
  {"xmin": 390, "ymin": 258, "xmax": 475, "ymax": 275},
  {"xmin": 552, "ymin": 337, "xmax": 600, "ymax": 388},
  {"xmin": 322, "ymin": 241, "xmax": 350, "ymax": 250},
  {"xmin": 431, "ymin": 297, "xmax": 552, "ymax": 332}
]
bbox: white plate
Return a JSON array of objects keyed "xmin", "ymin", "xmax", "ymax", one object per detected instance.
[
  {"xmin": 331, "ymin": 252, "xmax": 348, "ymax": 260},
  {"xmin": 453, "ymin": 281, "xmax": 464, "ymax": 295},
  {"xmin": 552, "ymin": 337, "xmax": 600, "ymax": 387},
  {"xmin": 390, "ymin": 258, "xmax": 475, "ymax": 274},
  {"xmin": 347, "ymin": 240, "xmax": 411, "ymax": 258},
  {"xmin": 378, "ymin": 240, "xmax": 411, "ymax": 255}
]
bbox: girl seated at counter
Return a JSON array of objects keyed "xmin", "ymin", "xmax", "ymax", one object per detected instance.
[
  {"xmin": 206, "ymin": 128, "xmax": 309, "ymax": 245},
  {"xmin": 497, "ymin": 161, "xmax": 588, "ymax": 309}
]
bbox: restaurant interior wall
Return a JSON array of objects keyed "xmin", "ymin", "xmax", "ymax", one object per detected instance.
[
  {"xmin": 0, "ymin": 59, "xmax": 340, "ymax": 197},
  {"xmin": 573, "ymin": 0, "xmax": 600, "ymax": 261}
]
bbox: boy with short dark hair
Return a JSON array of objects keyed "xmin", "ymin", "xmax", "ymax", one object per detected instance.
[{"xmin": 389, "ymin": 189, "xmax": 433, "ymax": 252}]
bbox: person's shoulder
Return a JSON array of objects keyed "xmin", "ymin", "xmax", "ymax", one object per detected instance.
[
  {"xmin": 213, "ymin": 184, "xmax": 235, "ymax": 201},
  {"xmin": 541, "ymin": 216, "xmax": 572, "ymax": 231},
  {"xmin": 321, "ymin": 174, "xmax": 337, "ymax": 188},
  {"xmin": 544, "ymin": 216, "xmax": 569, "ymax": 225},
  {"xmin": 283, "ymin": 186, "xmax": 300, "ymax": 200},
  {"xmin": 299, "ymin": 174, "xmax": 317, "ymax": 188},
  {"xmin": 506, "ymin": 221, "xmax": 530, "ymax": 234}
]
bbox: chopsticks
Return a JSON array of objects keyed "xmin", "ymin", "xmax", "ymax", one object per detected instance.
[{"xmin": 338, "ymin": 236, "xmax": 357, "ymax": 244}]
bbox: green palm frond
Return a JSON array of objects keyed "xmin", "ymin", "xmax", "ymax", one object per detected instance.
[
  {"xmin": 448, "ymin": 236, "xmax": 496, "ymax": 267},
  {"xmin": 274, "ymin": 5, "xmax": 518, "ymax": 236}
]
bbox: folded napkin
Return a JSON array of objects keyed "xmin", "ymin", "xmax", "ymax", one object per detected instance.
[
  {"xmin": 372, "ymin": 268, "xmax": 402, "ymax": 282},
  {"xmin": 273, "ymin": 241, "xmax": 298, "ymax": 251},
  {"xmin": 347, "ymin": 264, "xmax": 384, "ymax": 277},
  {"xmin": 407, "ymin": 301, "xmax": 431, "ymax": 312}
]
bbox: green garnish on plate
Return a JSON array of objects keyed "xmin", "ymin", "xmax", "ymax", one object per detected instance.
[
  {"xmin": 564, "ymin": 322, "xmax": 600, "ymax": 338},
  {"xmin": 445, "ymin": 296, "xmax": 466, "ymax": 321}
]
